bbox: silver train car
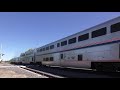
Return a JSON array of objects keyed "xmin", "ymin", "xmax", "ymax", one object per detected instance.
[
  {"xmin": 10, "ymin": 57, "xmax": 20, "ymax": 64},
  {"xmin": 10, "ymin": 16, "xmax": 120, "ymax": 71},
  {"xmin": 19, "ymin": 49, "xmax": 35, "ymax": 64}
]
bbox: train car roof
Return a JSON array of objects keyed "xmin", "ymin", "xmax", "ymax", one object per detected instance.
[{"xmin": 37, "ymin": 16, "xmax": 120, "ymax": 49}]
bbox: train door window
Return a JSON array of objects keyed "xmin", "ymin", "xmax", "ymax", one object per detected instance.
[
  {"xmin": 78, "ymin": 54, "xmax": 83, "ymax": 61},
  {"xmin": 60, "ymin": 54, "xmax": 63, "ymax": 59},
  {"xmin": 111, "ymin": 22, "xmax": 120, "ymax": 33},
  {"xmin": 32, "ymin": 57, "xmax": 33, "ymax": 61}
]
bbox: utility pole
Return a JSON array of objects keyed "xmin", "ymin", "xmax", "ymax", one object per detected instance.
[
  {"xmin": 0, "ymin": 44, "xmax": 2, "ymax": 62},
  {"xmin": 0, "ymin": 44, "xmax": 4, "ymax": 62}
]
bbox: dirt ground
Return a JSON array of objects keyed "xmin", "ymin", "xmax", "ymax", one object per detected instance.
[
  {"xmin": 0, "ymin": 68, "xmax": 28, "ymax": 78},
  {"xmin": 0, "ymin": 62, "xmax": 47, "ymax": 78}
]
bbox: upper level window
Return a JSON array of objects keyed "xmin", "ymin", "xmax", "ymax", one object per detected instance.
[
  {"xmin": 37, "ymin": 49, "xmax": 40, "ymax": 52},
  {"xmin": 68, "ymin": 37, "xmax": 76, "ymax": 44},
  {"xmin": 91, "ymin": 27, "xmax": 107, "ymax": 38},
  {"xmin": 78, "ymin": 33, "xmax": 89, "ymax": 41},
  {"xmin": 26, "ymin": 52, "xmax": 33, "ymax": 55},
  {"xmin": 20, "ymin": 53, "xmax": 25, "ymax": 57},
  {"xmin": 46, "ymin": 46, "xmax": 49, "ymax": 50},
  {"xmin": 111, "ymin": 22, "xmax": 120, "ymax": 33},
  {"xmin": 43, "ymin": 48, "xmax": 45, "ymax": 51},
  {"xmin": 40, "ymin": 49, "xmax": 42, "ymax": 52},
  {"xmin": 57, "ymin": 43, "xmax": 60, "ymax": 47},
  {"xmin": 50, "ymin": 45, "xmax": 54, "ymax": 49},
  {"xmin": 61, "ymin": 40, "xmax": 67, "ymax": 46}
]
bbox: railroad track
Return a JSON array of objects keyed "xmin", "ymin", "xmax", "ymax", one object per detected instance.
[
  {"xmin": 9, "ymin": 63, "xmax": 120, "ymax": 78},
  {"xmin": 22, "ymin": 65, "xmax": 120, "ymax": 78},
  {"xmin": 20, "ymin": 66, "xmax": 64, "ymax": 78}
]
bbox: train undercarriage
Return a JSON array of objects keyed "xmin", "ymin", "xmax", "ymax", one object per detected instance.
[{"xmin": 91, "ymin": 62, "xmax": 120, "ymax": 72}]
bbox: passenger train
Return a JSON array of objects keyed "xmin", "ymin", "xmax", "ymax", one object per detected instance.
[{"xmin": 10, "ymin": 16, "xmax": 120, "ymax": 71}]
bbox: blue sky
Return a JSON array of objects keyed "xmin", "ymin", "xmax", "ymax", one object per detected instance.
[{"xmin": 0, "ymin": 12, "xmax": 120, "ymax": 61}]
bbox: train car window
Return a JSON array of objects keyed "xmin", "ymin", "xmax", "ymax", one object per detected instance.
[
  {"xmin": 20, "ymin": 53, "xmax": 25, "ymax": 57},
  {"xmin": 57, "ymin": 43, "xmax": 60, "ymax": 47},
  {"xmin": 92, "ymin": 27, "xmax": 107, "ymax": 38},
  {"xmin": 40, "ymin": 49, "xmax": 42, "ymax": 52},
  {"xmin": 111, "ymin": 22, "xmax": 120, "ymax": 33},
  {"xmin": 43, "ymin": 48, "xmax": 45, "ymax": 51},
  {"xmin": 50, "ymin": 57, "xmax": 54, "ymax": 61},
  {"xmin": 37, "ymin": 49, "xmax": 40, "ymax": 52},
  {"xmin": 61, "ymin": 40, "xmax": 67, "ymax": 46},
  {"xmin": 68, "ymin": 37, "xmax": 76, "ymax": 44},
  {"xmin": 78, "ymin": 33, "xmax": 89, "ymax": 42},
  {"xmin": 46, "ymin": 46, "xmax": 49, "ymax": 50},
  {"xmin": 50, "ymin": 45, "xmax": 54, "ymax": 49},
  {"xmin": 78, "ymin": 54, "xmax": 83, "ymax": 61},
  {"xmin": 46, "ymin": 58, "xmax": 49, "ymax": 61},
  {"xmin": 43, "ymin": 58, "xmax": 46, "ymax": 61},
  {"xmin": 60, "ymin": 54, "xmax": 63, "ymax": 59}
]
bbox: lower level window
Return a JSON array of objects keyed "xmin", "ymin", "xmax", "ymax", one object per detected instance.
[
  {"xmin": 43, "ymin": 58, "xmax": 46, "ymax": 61},
  {"xmin": 50, "ymin": 57, "xmax": 54, "ymax": 61},
  {"xmin": 46, "ymin": 58, "xmax": 49, "ymax": 61}
]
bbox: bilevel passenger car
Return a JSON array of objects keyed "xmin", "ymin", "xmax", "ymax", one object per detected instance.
[
  {"xmin": 19, "ymin": 49, "xmax": 36, "ymax": 65},
  {"xmin": 10, "ymin": 16, "xmax": 120, "ymax": 72},
  {"xmin": 10, "ymin": 57, "xmax": 20, "ymax": 64}
]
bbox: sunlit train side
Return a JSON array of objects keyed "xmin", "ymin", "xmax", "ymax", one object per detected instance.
[
  {"xmin": 19, "ymin": 53, "xmax": 25, "ymax": 64},
  {"xmin": 10, "ymin": 16, "xmax": 120, "ymax": 71},
  {"xmin": 35, "ymin": 16, "xmax": 120, "ymax": 71},
  {"xmin": 10, "ymin": 57, "xmax": 20, "ymax": 64},
  {"xmin": 19, "ymin": 49, "xmax": 36, "ymax": 64}
]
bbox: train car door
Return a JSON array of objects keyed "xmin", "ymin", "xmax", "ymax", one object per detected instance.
[
  {"xmin": 32, "ymin": 57, "xmax": 34, "ymax": 62},
  {"xmin": 59, "ymin": 53, "xmax": 64, "ymax": 66},
  {"xmin": 60, "ymin": 53, "xmax": 64, "ymax": 60}
]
